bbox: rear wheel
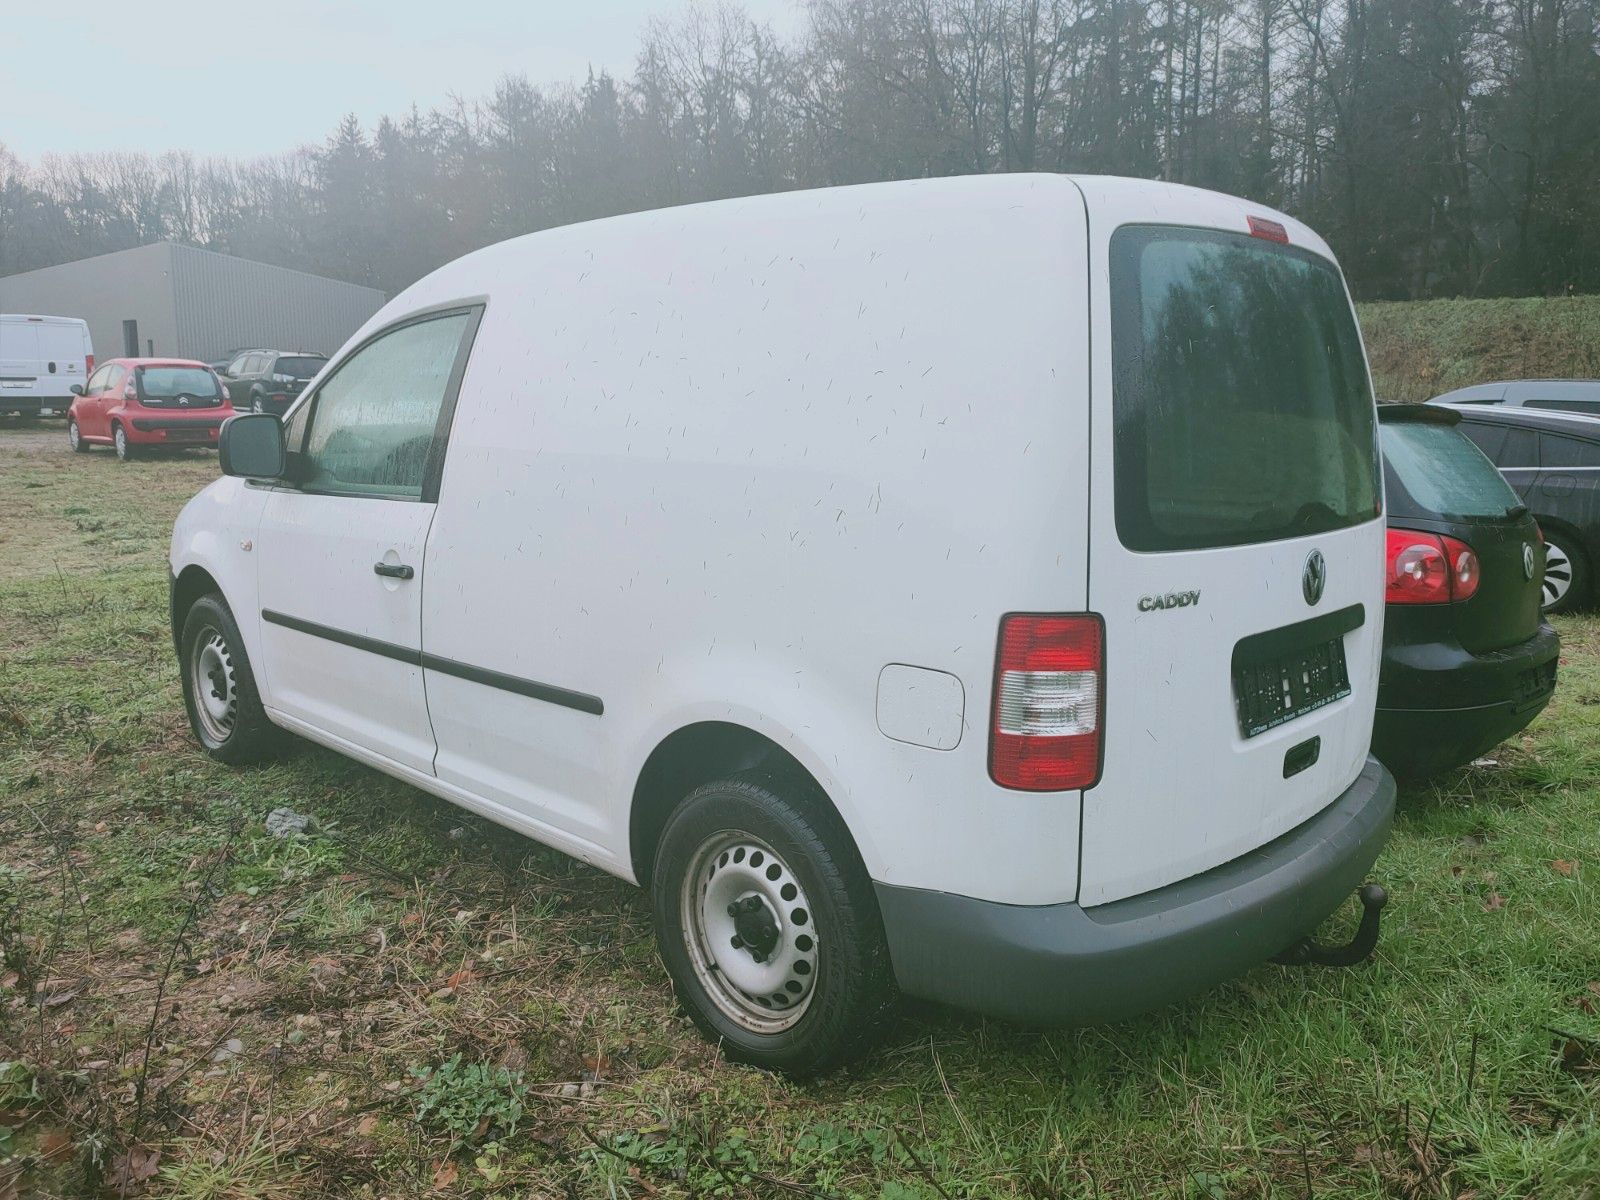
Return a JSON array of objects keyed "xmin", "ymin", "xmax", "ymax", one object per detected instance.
[
  {"xmin": 1541, "ymin": 532, "xmax": 1589, "ymax": 613},
  {"xmin": 179, "ymin": 593, "xmax": 281, "ymax": 764},
  {"xmin": 68, "ymin": 419, "xmax": 87, "ymax": 453},
  {"xmin": 651, "ymin": 775, "xmax": 896, "ymax": 1076},
  {"xmin": 112, "ymin": 424, "xmax": 135, "ymax": 462}
]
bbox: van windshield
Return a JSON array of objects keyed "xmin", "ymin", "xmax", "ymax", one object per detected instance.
[{"xmin": 1109, "ymin": 226, "xmax": 1381, "ymax": 552}]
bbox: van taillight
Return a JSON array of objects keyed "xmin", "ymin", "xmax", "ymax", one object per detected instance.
[
  {"xmin": 85, "ymin": 354, "xmax": 94, "ymax": 374},
  {"xmin": 989, "ymin": 614, "xmax": 1104, "ymax": 791},
  {"xmin": 1386, "ymin": 529, "xmax": 1480, "ymax": 604},
  {"xmin": 1247, "ymin": 215, "xmax": 1289, "ymax": 243}
]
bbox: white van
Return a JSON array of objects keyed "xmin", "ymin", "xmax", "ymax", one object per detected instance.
[
  {"xmin": 170, "ymin": 175, "xmax": 1395, "ymax": 1074},
  {"xmin": 0, "ymin": 314, "xmax": 93, "ymax": 416}
]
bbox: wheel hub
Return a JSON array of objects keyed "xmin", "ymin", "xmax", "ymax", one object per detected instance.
[{"xmin": 680, "ymin": 833, "xmax": 818, "ymax": 1032}]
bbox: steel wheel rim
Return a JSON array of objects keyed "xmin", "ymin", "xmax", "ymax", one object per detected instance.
[
  {"xmin": 679, "ymin": 831, "xmax": 818, "ymax": 1033},
  {"xmin": 1543, "ymin": 540, "xmax": 1573, "ymax": 609},
  {"xmin": 191, "ymin": 627, "xmax": 238, "ymax": 742},
  {"xmin": 68, "ymin": 421, "xmax": 79, "ymax": 449}
]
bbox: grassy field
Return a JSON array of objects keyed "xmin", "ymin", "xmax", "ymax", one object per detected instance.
[
  {"xmin": 0, "ymin": 421, "xmax": 1597, "ymax": 1199},
  {"xmin": 1357, "ymin": 295, "xmax": 1600, "ymax": 404}
]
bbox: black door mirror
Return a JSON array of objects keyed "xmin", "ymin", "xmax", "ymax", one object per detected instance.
[
  {"xmin": 69, "ymin": 384, "xmax": 85, "ymax": 396},
  {"xmin": 219, "ymin": 412, "xmax": 286, "ymax": 479}
]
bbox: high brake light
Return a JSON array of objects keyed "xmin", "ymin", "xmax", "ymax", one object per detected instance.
[
  {"xmin": 1386, "ymin": 529, "xmax": 1480, "ymax": 604},
  {"xmin": 989, "ymin": 614, "xmax": 1104, "ymax": 791},
  {"xmin": 1248, "ymin": 215, "xmax": 1289, "ymax": 243}
]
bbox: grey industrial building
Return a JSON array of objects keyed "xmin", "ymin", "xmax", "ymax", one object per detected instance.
[{"xmin": 0, "ymin": 243, "xmax": 386, "ymax": 363}]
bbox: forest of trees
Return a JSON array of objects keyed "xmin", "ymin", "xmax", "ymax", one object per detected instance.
[{"xmin": 3, "ymin": 0, "xmax": 1599, "ymax": 301}]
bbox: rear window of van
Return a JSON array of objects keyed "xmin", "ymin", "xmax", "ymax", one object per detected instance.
[{"xmin": 1109, "ymin": 226, "xmax": 1381, "ymax": 552}]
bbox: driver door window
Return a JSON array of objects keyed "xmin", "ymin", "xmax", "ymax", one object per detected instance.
[{"xmin": 296, "ymin": 312, "xmax": 475, "ymax": 500}]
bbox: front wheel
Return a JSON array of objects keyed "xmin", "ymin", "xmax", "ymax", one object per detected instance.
[
  {"xmin": 179, "ymin": 593, "xmax": 282, "ymax": 764},
  {"xmin": 251, "ymin": 395, "xmax": 263, "ymax": 414},
  {"xmin": 68, "ymin": 419, "xmax": 88, "ymax": 453},
  {"xmin": 651, "ymin": 776, "xmax": 896, "ymax": 1076},
  {"xmin": 112, "ymin": 424, "xmax": 135, "ymax": 461},
  {"xmin": 1542, "ymin": 532, "xmax": 1590, "ymax": 613}
]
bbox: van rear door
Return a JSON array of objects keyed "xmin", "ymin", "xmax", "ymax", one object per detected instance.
[{"xmin": 1076, "ymin": 183, "xmax": 1386, "ymax": 907}]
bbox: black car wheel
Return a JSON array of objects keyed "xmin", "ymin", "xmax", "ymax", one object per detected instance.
[
  {"xmin": 651, "ymin": 775, "xmax": 896, "ymax": 1077},
  {"xmin": 1541, "ymin": 531, "xmax": 1589, "ymax": 612},
  {"xmin": 179, "ymin": 593, "xmax": 282, "ymax": 764}
]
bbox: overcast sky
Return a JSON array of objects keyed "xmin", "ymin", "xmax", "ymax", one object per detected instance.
[{"xmin": 1, "ymin": 0, "xmax": 805, "ymax": 163}]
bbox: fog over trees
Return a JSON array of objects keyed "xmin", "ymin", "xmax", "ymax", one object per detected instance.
[{"xmin": 3, "ymin": 0, "xmax": 1599, "ymax": 300}]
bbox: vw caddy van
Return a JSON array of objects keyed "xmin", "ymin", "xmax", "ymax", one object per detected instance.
[{"xmin": 170, "ymin": 175, "xmax": 1396, "ymax": 1074}]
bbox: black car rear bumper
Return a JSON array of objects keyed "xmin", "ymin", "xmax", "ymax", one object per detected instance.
[
  {"xmin": 1372, "ymin": 621, "xmax": 1559, "ymax": 778},
  {"xmin": 873, "ymin": 756, "xmax": 1395, "ymax": 1026}
]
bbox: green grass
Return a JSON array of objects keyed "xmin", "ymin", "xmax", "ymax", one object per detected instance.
[
  {"xmin": 0, "ymin": 421, "xmax": 1597, "ymax": 1197},
  {"xmin": 1357, "ymin": 294, "xmax": 1600, "ymax": 403}
]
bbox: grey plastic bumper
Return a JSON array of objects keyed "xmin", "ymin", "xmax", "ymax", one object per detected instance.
[{"xmin": 874, "ymin": 755, "xmax": 1396, "ymax": 1026}]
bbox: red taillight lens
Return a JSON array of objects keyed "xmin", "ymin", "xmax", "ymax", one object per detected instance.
[
  {"xmin": 1386, "ymin": 529, "xmax": 1479, "ymax": 604},
  {"xmin": 85, "ymin": 354, "xmax": 95, "ymax": 374},
  {"xmin": 1248, "ymin": 215, "xmax": 1289, "ymax": 243},
  {"xmin": 989, "ymin": 614, "xmax": 1104, "ymax": 791}
]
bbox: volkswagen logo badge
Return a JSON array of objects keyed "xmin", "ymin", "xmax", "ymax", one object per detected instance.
[
  {"xmin": 1302, "ymin": 549, "xmax": 1327, "ymax": 606},
  {"xmin": 1523, "ymin": 542, "xmax": 1536, "ymax": 581}
]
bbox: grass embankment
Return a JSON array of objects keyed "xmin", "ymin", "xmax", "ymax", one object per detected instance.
[
  {"xmin": 0, "ymin": 422, "xmax": 1596, "ymax": 1198},
  {"xmin": 1358, "ymin": 294, "xmax": 1600, "ymax": 403}
]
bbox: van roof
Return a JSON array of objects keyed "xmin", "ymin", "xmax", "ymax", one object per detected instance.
[
  {"xmin": 0, "ymin": 314, "xmax": 89, "ymax": 326},
  {"xmin": 371, "ymin": 174, "xmax": 1328, "ymax": 338}
]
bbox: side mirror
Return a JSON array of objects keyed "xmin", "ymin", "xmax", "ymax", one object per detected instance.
[
  {"xmin": 69, "ymin": 384, "xmax": 85, "ymax": 396},
  {"xmin": 218, "ymin": 412, "xmax": 286, "ymax": 479}
]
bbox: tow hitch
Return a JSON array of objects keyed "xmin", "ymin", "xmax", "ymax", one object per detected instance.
[{"xmin": 1272, "ymin": 883, "xmax": 1388, "ymax": 968}]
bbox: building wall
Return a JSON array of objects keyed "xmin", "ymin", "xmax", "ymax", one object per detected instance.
[
  {"xmin": 1, "ymin": 243, "xmax": 386, "ymax": 364},
  {"xmin": 0, "ymin": 243, "xmax": 180, "ymax": 361},
  {"xmin": 167, "ymin": 244, "xmax": 385, "ymax": 362}
]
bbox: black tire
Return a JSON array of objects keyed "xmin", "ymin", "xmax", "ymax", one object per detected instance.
[
  {"xmin": 651, "ymin": 774, "xmax": 897, "ymax": 1076},
  {"xmin": 112, "ymin": 424, "xmax": 135, "ymax": 462},
  {"xmin": 1541, "ymin": 529, "xmax": 1590, "ymax": 614},
  {"xmin": 68, "ymin": 418, "xmax": 88, "ymax": 453},
  {"xmin": 179, "ymin": 593, "xmax": 281, "ymax": 764}
]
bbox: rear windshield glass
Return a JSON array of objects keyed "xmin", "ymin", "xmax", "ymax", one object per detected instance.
[
  {"xmin": 1110, "ymin": 226, "xmax": 1382, "ymax": 552},
  {"xmin": 137, "ymin": 367, "xmax": 220, "ymax": 401},
  {"xmin": 276, "ymin": 356, "xmax": 326, "ymax": 379},
  {"xmin": 1381, "ymin": 421, "xmax": 1521, "ymax": 520}
]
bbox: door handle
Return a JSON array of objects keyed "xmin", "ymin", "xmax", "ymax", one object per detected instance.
[{"xmin": 373, "ymin": 562, "xmax": 415, "ymax": 580}]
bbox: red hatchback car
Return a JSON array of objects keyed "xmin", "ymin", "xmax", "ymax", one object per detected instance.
[{"xmin": 67, "ymin": 358, "xmax": 234, "ymax": 460}]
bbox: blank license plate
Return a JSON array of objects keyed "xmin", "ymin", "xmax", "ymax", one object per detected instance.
[{"xmin": 1233, "ymin": 636, "xmax": 1351, "ymax": 738}]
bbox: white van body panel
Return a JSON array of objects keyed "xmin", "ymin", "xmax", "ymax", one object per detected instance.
[
  {"xmin": 1072, "ymin": 178, "xmax": 1385, "ymax": 904},
  {"xmin": 0, "ymin": 314, "xmax": 92, "ymax": 411},
  {"xmin": 411, "ymin": 175, "xmax": 1093, "ymax": 903}
]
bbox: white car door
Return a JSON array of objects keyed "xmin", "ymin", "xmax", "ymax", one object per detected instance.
[{"xmin": 254, "ymin": 306, "xmax": 483, "ymax": 774}]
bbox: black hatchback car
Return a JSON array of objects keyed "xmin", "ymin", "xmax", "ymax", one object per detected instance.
[
  {"xmin": 221, "ymin": 350, "xmax": 328, "ymax": 417},
  {"xmin": 1372, "ymin": 405, "xmax": 1559, "ymax": 780},
  {"xmin": 1431, "ymin": 402, "xmax": 1600, "ymax": 612}
]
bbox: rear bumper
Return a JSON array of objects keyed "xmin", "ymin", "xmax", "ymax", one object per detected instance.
[
  {"xmin": 873, "ymin": 756, "xmax": 1396, "ymax": 1026},
  {"xmin": 0, "ymin": 396, "xmax": 71, "ymax": 415},
  {"xmin": 128, "ymin": 416, "xmax": 226, "ymax": 443},
  {"xmin": 1372, "ymin": 622, "xmax": 1558, "ymax": 778}
]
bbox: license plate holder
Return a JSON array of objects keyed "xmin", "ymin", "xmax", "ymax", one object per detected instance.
[{"xmin": 1231, "ymin": 604, "xmax": 1364, "ymax": 739}]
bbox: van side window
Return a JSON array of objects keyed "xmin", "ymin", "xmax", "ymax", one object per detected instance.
[{"xmin": 297, "ymin": 311, "xmax": 476, "ymax": 500}]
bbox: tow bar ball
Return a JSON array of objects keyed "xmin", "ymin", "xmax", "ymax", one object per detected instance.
[{"xmin": 1273, "ymin": 883, "xmax": 1389, "ymax": 968}]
